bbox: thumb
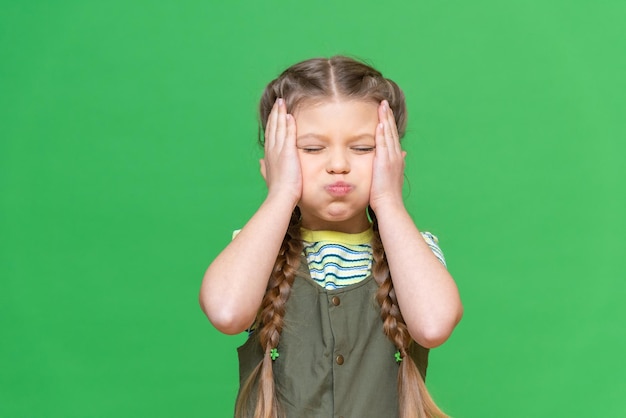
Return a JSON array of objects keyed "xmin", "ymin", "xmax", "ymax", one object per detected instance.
[{"xmin": 259, "ymin": 159, "xmax": 267, "ymax": 182}]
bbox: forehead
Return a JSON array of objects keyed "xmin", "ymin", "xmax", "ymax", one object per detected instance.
[
  {"xmin": 293, "ymin": 98, "xmax": 378, "ymax": 116},
  {"xmin": 294, "ymin": 99, "xmax": 379, "ymax": 135}
]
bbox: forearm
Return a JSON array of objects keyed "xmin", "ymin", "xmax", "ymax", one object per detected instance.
[
  {"xmin": 199, "ymin": 194, "xmax": 297, "ymax": 334},
  {"xmin": 375, "ymin": 201, "xmax": 463, "ymax": 348}
]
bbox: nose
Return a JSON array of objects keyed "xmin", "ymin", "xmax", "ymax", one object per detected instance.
[{"xmin": 326, "ymin": 149, "xmax": 350, "ymax": 174}]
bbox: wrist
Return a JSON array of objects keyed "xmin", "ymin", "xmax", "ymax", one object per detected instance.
[
  {"xmin": 369, "ymin": 196, "xmax": 405, "ymax": 215},
  {"xmin": 265, "ymin": 189, "xmax": 300, "ymax": 211}
]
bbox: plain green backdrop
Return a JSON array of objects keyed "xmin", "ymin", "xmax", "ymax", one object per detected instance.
[{"xmin": 1, "ymin": 0, "xmax": 624, "ymax": 417}]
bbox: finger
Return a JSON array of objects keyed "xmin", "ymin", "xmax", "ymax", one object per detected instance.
[
  {"xmin": 382, "ymin": 100, "xmax": 402, "ymax": 156},
  {"xmin": 285, "ymin": 113, "xmax": 297, "ymax": 148},
  {"xmin": 265, "ymin": 99, "xmax": 280, "ymax": 151},
  {"xmin": 274, "ymin": 98, "xmax": 287, "ymax": 149},
  {"xmin": 380, "ymin": 100, "xmax": 393, "ymax": 142},
  {"xmin": 376, "ymin": 103, "xmax": 390, "ymax": 158},
  {"xmin": 259, "ymin": 158, "xmax": 268, "ymax": 183},
  {"xmin": 374, "ymin": 121, "xmax": 389, "ymax": 161}
]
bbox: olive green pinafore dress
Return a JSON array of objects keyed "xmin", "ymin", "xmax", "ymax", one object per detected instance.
[{"xmin": 236, "ymin": 256, "xmax": 429, "ymax": 418}]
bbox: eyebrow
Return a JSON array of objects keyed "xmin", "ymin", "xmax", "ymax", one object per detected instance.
[{"xmin": 296, "ymin": 133, "xmax": 375, "ymax": 141}]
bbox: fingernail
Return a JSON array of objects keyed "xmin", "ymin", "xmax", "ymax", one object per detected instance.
[
  {"xmin": 382, "ymin": 101, "xmax": 388, "ymax": 111},
  {"xmin": 277, "ymin": 98, "xmax": 284, "ymax": 106}
]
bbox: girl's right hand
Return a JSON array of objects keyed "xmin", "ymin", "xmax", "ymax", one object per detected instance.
[{"xmin": 260, "ymin": 98, "xmax": 302, "ymax": 206}]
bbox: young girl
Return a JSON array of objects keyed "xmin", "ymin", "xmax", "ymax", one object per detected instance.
[{"xmin": 200, "ymin": 56, "xmax": 463, "ymax": 418}]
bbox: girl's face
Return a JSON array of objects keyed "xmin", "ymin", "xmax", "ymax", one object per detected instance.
[{"xmin": 294, "ymin": 99, "xmax": 378, "ymax": 233}]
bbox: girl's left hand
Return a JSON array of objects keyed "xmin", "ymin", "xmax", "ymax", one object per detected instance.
[{"xmin": 369, "ymin": 100, "xmax": 406, "ymax": 212}]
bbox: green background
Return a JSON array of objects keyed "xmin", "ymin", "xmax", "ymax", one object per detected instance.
[{"xmin": 1, "ymin": 0, "xmax": 624, "ymax": 417}]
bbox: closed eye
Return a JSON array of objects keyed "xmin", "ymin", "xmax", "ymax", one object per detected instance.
[
  {"xmin": 352, "ymin": 146, "xmax": 375, "ymax": 153},
  {"xmin": 299, "ymin": 146, "xmax": 324, "ymax": 153}
]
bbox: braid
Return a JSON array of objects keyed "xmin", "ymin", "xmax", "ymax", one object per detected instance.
[
  {"xmin": 369, "ymin": 207, "xmax": 448, "ymax": 418},
  {"xmin": 235, "ymin": 209, "xmax": 303, "ymax": 418}
]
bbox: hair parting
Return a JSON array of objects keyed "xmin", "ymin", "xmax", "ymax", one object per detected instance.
[
  {"xmin": 235, "ymin": 208, "xmax": 302, "ymax": 418},
  {"xmin": 369, "ymin": 207, "xmax": 449, "ymax": 418}
]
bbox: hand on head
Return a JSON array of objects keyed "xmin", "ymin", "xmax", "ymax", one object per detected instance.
[
  {"xmin": 260, "ymin": 98, "xmax": 302, "ymax": 206},
  {"xmin": 369, "ymin": 100, "xmax": 407, "ymax": 212}
]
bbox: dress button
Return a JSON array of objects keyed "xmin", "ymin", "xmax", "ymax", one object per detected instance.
[
  {"xmin": 331, "ymin": 296, "xmax": 340, "ymax": 306},
  {"xmin": 336, "ymin": 354, "xmax": 344, "ymax": 365}
]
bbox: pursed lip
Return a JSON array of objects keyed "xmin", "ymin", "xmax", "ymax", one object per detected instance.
[{"xmin": 325, "ymin": 181, "xmax": 354, "ymax": 196}]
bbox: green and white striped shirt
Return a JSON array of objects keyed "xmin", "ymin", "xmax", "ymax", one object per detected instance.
[{"xmin": 301, "ymin": 227, "xmax": 446, "ymax": 290}]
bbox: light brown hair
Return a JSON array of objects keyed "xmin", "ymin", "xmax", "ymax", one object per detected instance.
[{"xmin": 237, "ymin": 55, "xmax": 447, "ymax": 418}]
